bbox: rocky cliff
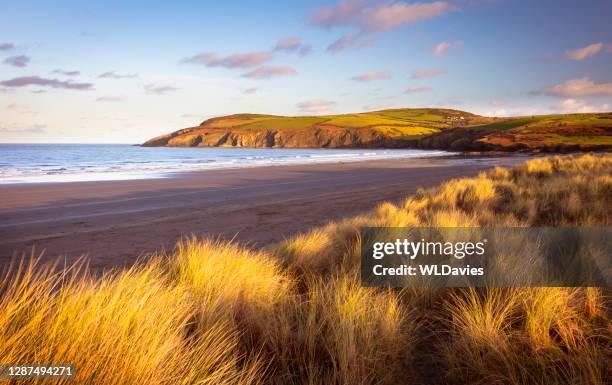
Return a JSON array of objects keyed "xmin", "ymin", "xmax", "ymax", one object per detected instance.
[{"xmin": 143, "ymin": 124, "xmax": 407, "ymax": 148}]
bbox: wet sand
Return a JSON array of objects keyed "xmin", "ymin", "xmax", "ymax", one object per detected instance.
[{"xmin": 0, "ymin": 156, "xmax": 527, "ymax": 270}]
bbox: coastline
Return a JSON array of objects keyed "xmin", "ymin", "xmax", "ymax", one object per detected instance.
[
  {"xmin": 0, "ymin": 145, "xmax": 451, "ymax": 185},
  {"xmin": 0, "ymin": 156, "xmax": 528, "ymax": 270}
]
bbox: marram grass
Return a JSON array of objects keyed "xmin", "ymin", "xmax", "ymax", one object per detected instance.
[{"xmin": 1, "ymin": 153, "xmax": 611, "ymax": 384}]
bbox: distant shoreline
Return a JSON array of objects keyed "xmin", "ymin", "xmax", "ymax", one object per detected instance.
[{"xmin": 0, "ymin": 145, "xmax": 452, "ymax": 185}]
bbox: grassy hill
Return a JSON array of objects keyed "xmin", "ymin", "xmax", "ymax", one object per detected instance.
[{"xmin": 143, "ymin": 108, "xmax": 612, "ymax": 152}]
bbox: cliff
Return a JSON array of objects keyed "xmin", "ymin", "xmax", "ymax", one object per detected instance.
[{"xmin": 142, "ymin": 109, "xmax": 612, "ymax": 152}]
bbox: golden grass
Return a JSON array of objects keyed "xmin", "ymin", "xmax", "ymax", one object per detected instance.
[{"xmin": 1, "ymin": 153, "xmax": 611, "ymax": 384}]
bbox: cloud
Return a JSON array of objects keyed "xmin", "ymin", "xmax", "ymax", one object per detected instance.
[
  {"xmin": 96, "ymin": 96, "xmax": 124, "ymax": 102},
  {"xmin": 180, "ymin": 113, "xmax": 205, "ymax": 119},
  {"xmin": 98, "ymin": 71, "xmax": 138, "ymax": 79},
  {"xmin": 311, "ymin": 1, "xmax": 457, "ymax": 32},
  {"xmin": 351, "ymin": 70, "xmax": 390, "ymax": 81},
  {"xmin": 363, "ymin": 103, "xmax": 393, "ymax": 111},
  {"xmin": 0, "ymin": 76, "xmax": 93, "ymax": 90},
  {"xmin": 548, "ymin": 99, "xmax": 611, "ymax": 114},
  {"xmin": 181, "ymin": 51, "xmax": 272, "ymax": 68},
  {"xmin": 241, "ymin": 66, "xmax": 297, "ymax": 79},
  {"xmin": 565, "ymin": 42, "xmax": 604, "ymax": 61},
  {"xmin": 244, "ymin": 87, "xmax": 258, "ymax": 94},
  {"xmin": 543, "ymin": 77, "xmax": 612, "ymax": 97},
  {"xmin": 53, "ymin": 69, "xmax": 80, "ymax": 76},
  {"xmin": 360, "ymin": 1, "xmax": 457, "ymax": 31},
  {"xmin": 0, "ymin": 124, "xmax": 46, "ymax": 134},
  {"xmin": 410, "ymin": 68, "xmax": 444, "ymax": 78},
  {"xmin": 297, "ymin": 99, "xmax": 336, "ymax": 114},
  {"xmin": 327, "ymin": 32, "xmax": 374, "ymax": 53},
  {"xmin": 274, "ymin": 37, "xmax": 313, "ymax": 56},
  {"xmin": 549, "ymin": 98, "xmax": 600, "ymax": 113},
  {"xmin": 6, "ymin": 103, "xmax": 35, "ymax": 114},
  {"xmin": 432, "ymin": 40, "xmax": 463, "ymax": 57},
  {"xmin": 0, "ymin": 43, "xmax": 15, "ymax": 51},
  {"xmin": 144, "ymin": 84, "xmax": 179, "ymax": 94},
  {"xmin": 310, "ymin": 0, "xmax": 363, "ymax": 28},
  {"xmin": 4, "ymin": 55, "xmax": 30, "ymax": 67},
  {"xmin": 405, "ymin": 85, "xmax": 432, "ymax": 93}
]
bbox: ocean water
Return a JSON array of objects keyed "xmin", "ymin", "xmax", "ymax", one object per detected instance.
[{"xmin": 0, "ymin": 144, "xmax": 451, "ymax": 184}]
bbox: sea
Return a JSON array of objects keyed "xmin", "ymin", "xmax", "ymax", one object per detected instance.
[{"xmin": 0, "ymin": 144, "xmax": 451, "ymax": 184}]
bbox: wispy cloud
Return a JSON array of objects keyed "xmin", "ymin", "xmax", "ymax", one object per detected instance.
[
  {"xmin": 243, "ymin": 87, "xmax": 258, "ymax": 94},
  {"xmin": 549, "ymin": 98, "xmax": 607, "ymax": 113},
  {"xmin": 181, "ymin": 51, "xmax": 272, "ymax": 68},
  {"xmin": 96, "ymin": 96, "xmax": 124, "ymax": 102},
  {"xmin": 405, "ymin": 85, "xmax": 433, "ymax": 93},
  {"xmin": 360, "ymin": 1, "xmax": 457, "ymax": 31},
  {"xmin": 543, "ymin": 77, "xmax": 612, "ymax": 97},
  {"xmin": 144, "ymin": 84, "xmax": 178, "ymax": 95},
  {"xmin": 98, "ymin": 71, "xmax": 138, "ymax": 79},
  {"xmin": 0, "ymin": 124, "xmax": 46, "ymax": 134},
  {"xmin": 0, "ymin": 76, "xmax": 93, "ymax": 90},
  {"xmin": 180, "ymin": 113, "xmax": 206, "ymax": 119},
  {"xmin": 432, "ymin": 40, "xmax": 463, "ymax": 57},
  {"xmin": 4, "ymin": 55, "xmax": 30, "ymax": 67},
  {"xmin": 274, "ymin": 37, "xmax": 313, "ymax": 56},
  {"xmin": 241, "ymin": 66, "xmax": 297, "ymax": 79},
  {"xmin": 410, "ymin": 68, "xmax": 444, "ymax": 78},
  {"xmin": 6, "ymin": 103, "xmax": 35, "ymax": 114},
  {"xmin": 310, "ymin": 0, "xmax": 363, "ymax": 28},
  {"xmin": 297, "ymin": 99, "xmax": 335, "ymax": 114},
  {"xmin": 53, "ymin": 69, "xmax": 80, "ymax": 76},
  {"xmin": 564, "ymin": 42, "xmax": 604, "ymax": 61},
  {"xmin": 351, "ymin": 70, "xmax": 390, "ymax": 82},
  {"xmin": 0, "ymin": 43, "xmax": 15, "ymax": 51},
  {"xmin": 327, "ymin": 32, "xmax": 374, "ymax": 53},
  {"xmin": 363, "ymin": 103, "xmax": 393, "ymax": 111},
  {"xmin": 311, "ymin": 1, "xmax": 457, "ymax": 32}
]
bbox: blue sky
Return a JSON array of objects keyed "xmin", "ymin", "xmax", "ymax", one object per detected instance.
[{"xmin": 0, "ymin": 0, "xmax": 610, "ymax": 143}]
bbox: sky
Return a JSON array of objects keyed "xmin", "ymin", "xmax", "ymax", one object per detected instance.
[{"xmin": 0, "ymin": 0, "xmax": 611, "ymax": 143}]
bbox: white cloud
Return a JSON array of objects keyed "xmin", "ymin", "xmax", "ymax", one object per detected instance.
[
  {"xmin": 565, "ymin": 42, "xmax": 604, "ymax": 61},
  {"xmin": 432, "ymin": 40, "xmax": 463, "ymax": 57},
  {"xmin": 544, "ymin": 77, "xmax": 612, "ymax": 97},
  {"xmin": 405, "ymin": 85, "xmax": 432, "ymax": 93},
  {"xmin": 351, "ymin": 70, "xmax": 390, "ymax": 82},
  {"xmin": 410, "ymin": 68, "xmax": 444, "ymax": 78},
  {"xmin": 296, "ymin": 99, "xmax": 335, "ymax": 114},
  {"xmin": 550, "ymin": 98, "xmax": 610, "ymax": 113}
]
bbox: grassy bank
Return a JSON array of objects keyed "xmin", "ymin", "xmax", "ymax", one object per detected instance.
[{"xmin": 1, "ymin": 154, "xmax": 611, "ymax": 384}]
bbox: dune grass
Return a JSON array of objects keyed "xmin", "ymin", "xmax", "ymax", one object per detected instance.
[{"xmin": 1, "ymin": 153, "xmax": 611, "ymax": 384}]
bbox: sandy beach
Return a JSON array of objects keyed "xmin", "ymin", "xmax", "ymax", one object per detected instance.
[{"xmin": 0, "ymin": 156, "xmax": 526, "ymax": 270}]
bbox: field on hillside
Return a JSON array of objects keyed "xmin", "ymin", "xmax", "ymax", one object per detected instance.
[
  {"xmin": 144, "ymin": 109, "xmax": 612, "ymax": 151},
  {"xmin": 1, "ymin": 153, "xmax": 611, "ymax": 384},
  {"xmin": 202, "ymin": 108, "xmax": 488, "ymax": 139},
  {"xmin": 476, "ymin": 113, "xmax": 612, "ymax": 149}
]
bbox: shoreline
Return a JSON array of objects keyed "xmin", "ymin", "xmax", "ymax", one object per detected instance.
[
  {"xmin": 0, "ymin": 156, "xmax": 528, "ymax": 270},
  {"xmin": 0, "ymin": 146, "xmax": 452, "ymax": 185}
]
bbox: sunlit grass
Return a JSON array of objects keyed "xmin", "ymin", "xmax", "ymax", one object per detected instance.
[{"xmin": 1, "ymin": 153, "xmax": 610, "ymax": 384}]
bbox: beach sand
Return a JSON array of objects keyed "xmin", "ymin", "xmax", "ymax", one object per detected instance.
[{"xmin": 0, "ymin": 156, "xmax": 527, "ymax": 270}]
